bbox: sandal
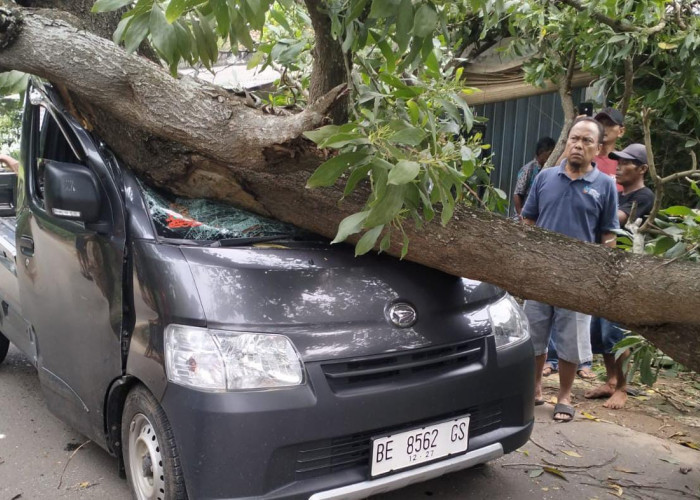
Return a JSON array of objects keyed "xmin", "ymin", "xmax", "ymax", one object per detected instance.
[
  {"xmin": 553, "ymin": 403, "xmax": 575, "ymax": 422},
  {"xmin": 542, "ymin": 364, "xmax": 558, "ymax": 377},
  {"xmin": 577, "ymin": 368, "xmax": 597, "ymax": 380}
]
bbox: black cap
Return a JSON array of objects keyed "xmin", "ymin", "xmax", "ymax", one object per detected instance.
[
  {"xmin": 609, "ymin": 143, "xmax": 648, "ymax": 165},
  {"xmin": 594, "ymin": 107, "xmax": 624, "ymax": 126}
]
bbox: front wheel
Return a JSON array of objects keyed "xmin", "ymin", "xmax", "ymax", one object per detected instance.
[
  {"xmin": 122, "ymin": 385, "xmax": 188, "ymax": 500},
  {"xmin": 0, "ymin": 331, "xmax": 9, "ymax": 365}
]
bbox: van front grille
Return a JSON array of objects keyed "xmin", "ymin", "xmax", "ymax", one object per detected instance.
[
  {"xmin": 294, "ymin": 401, "xmax": 502, "ymax": 479},
  {"xmin": 321, "ymin": 338, "xmax": 485, "ymax": 394}
]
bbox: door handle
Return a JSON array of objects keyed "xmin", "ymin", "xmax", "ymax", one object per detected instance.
[{"xmin": 19, "ymin": 235, "xmax": 34, "ymax": 256}]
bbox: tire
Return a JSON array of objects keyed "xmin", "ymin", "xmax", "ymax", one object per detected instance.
[
  {"xmin": 0, "ymin": 331, "xmax": 9, "ymax": 365},
  {"xmin": 122, "ymin": 385, "xmax": 188, "ymax": 500}
]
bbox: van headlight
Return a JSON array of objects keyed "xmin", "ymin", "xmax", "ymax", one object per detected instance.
[
  {"xmin": 487, "ymin": 295, "xmax": 530, "ymax": 350},
  {"xmin": 164, "ymin": 324, "xmax": 304, "ymax": 391}
]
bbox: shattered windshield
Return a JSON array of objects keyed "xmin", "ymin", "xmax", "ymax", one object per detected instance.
[{"xmin": 138, "ymin": 181, "xmax": 302, "ymax": 242}]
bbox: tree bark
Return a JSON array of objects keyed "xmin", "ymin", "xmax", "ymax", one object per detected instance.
[
  {"xmin": 304, "ymin": 0, "xmax": 350, "ymax": 124},
  {"xmin": 0, "ymin": 6, "xmax": 699, "ymax": 371},
  {"xmin": 544, "ymin": 50, "xmax": 576, "ymax": 168}
]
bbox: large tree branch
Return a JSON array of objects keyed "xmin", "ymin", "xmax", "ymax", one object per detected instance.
[
  {"xmin": 620, "ymin": 56, "xmax": 634, "ymax": 116},
  {"xmin": 0, "ymin": 8, "xmax": 343, "ymax": 172},
  {"xmin": 555, "ymin": 0, "xmax": 667, "ymax": 35},
  {"xmin": 304, "ymin": 0, "xmax": 350, "ymax": 123},
  {"xmin": 544, "ymin": 49, "xmax": 576, "ymax": 168}
]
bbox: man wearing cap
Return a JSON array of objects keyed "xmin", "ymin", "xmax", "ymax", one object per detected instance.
[
  {"xmin": 522, "ymin": 117, "xmax": 619, "ymax": 422},
  {"xmin": 585, "ymin": 143, "xmax": 654, "ymax": 409},
  {"xmin": 593, "ymin": 107, "xmax": 626, "ymax": 191}
]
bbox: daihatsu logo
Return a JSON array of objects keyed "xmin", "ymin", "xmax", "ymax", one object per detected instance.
[{"xmin": 387, "ymin": 302, "xmax": 417, "ymax": 328}]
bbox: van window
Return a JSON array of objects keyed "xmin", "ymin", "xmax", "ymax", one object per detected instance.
[
  {"xmin": 30, "ymin": 105, "xmax": 83, "ymax": 208},
  {"xmin": 139, "ymin": 181, "xmax": 302, "ymax": 242}
]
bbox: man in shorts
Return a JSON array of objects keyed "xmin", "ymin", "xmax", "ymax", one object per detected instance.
[
  {"xmin": 585, "ymin": 143, "xmax": 654, "ymax": 409},
  {"xmin": 521, "ymin": 117, "xmax": 619, "ymax": 422}
]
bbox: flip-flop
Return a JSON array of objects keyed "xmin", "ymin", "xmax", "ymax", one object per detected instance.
[
  {"xmin": 542, "ymin": 365, "xmax": 557, "ymax": 377},
  {"xmin": 577, "ymin": 368, "xmax": 597, "ymax": 380},
  {"xmin": 553, "ymin": 403, "xmax": 575, "ymax": 422}
]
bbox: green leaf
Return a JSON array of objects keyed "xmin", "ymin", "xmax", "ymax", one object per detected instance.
[
  {"xmin": 344, "ymin": 162, "xmax": 373, "ymax": 197},
  {"xmin": 355, "ymin": 225, "xmax": 384, "ymax": 256},
  {"xmin": 322, "ymin": 133, "xmax": 370, "ymax": 149},
  {"xmin": 400, "ymin": 232, "xmax": 410, "ymax": 258},
  {"xmin": 347, "ymin": 0, "xmax": 371, "ymax": 23},
  {"xmin": 332, "ymin": 211, "xmax": 370, "ymax": 244},
  {"xmin": 0, "ymin": 71, "xmax": 28, "ymax": 95},
  {"xmin": 388, "ymin": 126, "xmax": 426, "ymax": 146},
  {"xmin": 651, "ymin": 236, "xmax": 677, "ymax": 255},
  {"xmin": 664, "ymin": 241, "xmax": 687, "ymax": 259},
  {"xmin": 379, "ymin": 231, "xmax": 391, "ymax": 253},
  {"xmin": 150, "ymin": 4, "xmax": 178, "ymax": 62},
  {"xmin": 661, "ymin": 206, "xmax": 695, "ymax": 217},
  {"xmin": 165, "ymin": 0, "xmax": 206, "ymax": 22},
  {"xmin": 395, "ymin": 0, "xmax": 413, "ymax": 52},
  {"xmin": 368, "ymin": 0, "xmax": 401, "ymax": 19},
  {"xmin": 306, "ymin": 151, "xmax": 370, "ymax": 188},
  {"xmin": 528, "ymin": 468, "xmax": 544, "ymax": 478},
  {"xmin": 92, "ymin": 0, "xmax": 134, "ymax": 13},
  {"xmin": 124, "ymin": 12, "xmax": 151, "ymax": 54},
  {"xmin": 366, "ymin": 184, "xmax": 406, "ymax": 227},
  {"xmin": 412, "ymin": 4, "xmax": 437, "ymax": 38},
  {"xmin": 388, "ymin": 160, "xmax": 421, "ymax": 185},
  {"xmin": 303, "ymin": 124, "xmax": 345, "ymax": 144},
  {"xmin": 378, "ymin": 40, "xmax": 396, "ymax": 72},
  {"xmin": 639, "ymin": 348, "xmax": 656, "ymax": 386}
]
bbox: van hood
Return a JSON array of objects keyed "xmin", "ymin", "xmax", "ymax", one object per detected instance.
[{"xmin": 180, "ymin": 243, "xmax": 502, "ymax": 362}]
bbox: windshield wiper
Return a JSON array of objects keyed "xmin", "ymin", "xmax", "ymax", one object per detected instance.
[{"xmin": 210, "ymin": 233, "xmax": 296, "ymax": 247}]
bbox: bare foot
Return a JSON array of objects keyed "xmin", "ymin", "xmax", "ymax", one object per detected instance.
[
  {"xmin": 603, "ymin": 390, "xmax": 627, "ymax": 409},
  {"xmin": 584, "ymin": 383, "xmax": 615, "ymax": 399}
]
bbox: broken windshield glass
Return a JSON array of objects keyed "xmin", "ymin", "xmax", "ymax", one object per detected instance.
[{"xmin": 138, "ymin": 181, "xmax": 303, "ymax": 242}]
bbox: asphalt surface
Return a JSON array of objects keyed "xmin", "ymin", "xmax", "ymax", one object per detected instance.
[{"xmin": 1, "ymin": 345, "xmax": 699, "ymax": 500}]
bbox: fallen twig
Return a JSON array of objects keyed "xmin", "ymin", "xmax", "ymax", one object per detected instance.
[
  {"xmin": 542, "ymin": 452, "xmax": 618, "ymax": 470},
  {"xmin": 57, "ymin": 439, "xmax": 91, "ymax": 490},
  {"xmin": 656, "ymin": 387, "xmax": 691, "ymax": 413}
]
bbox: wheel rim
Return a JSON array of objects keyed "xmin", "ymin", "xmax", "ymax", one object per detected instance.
[{"xmin": 128, "ymin": 413, "xmax": 165, "ymax": 500}]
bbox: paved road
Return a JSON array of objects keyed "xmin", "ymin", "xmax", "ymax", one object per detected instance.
[{"xmin": 1, "ymin": 345, "xmax": 698, "ymax": 500}]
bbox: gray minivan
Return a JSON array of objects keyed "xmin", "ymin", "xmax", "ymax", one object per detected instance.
[{"xmin": 0, "ymin": 79, "xmax": 534, "ymax": 499}]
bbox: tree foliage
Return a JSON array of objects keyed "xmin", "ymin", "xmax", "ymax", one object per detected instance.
[{"xmin": 83, "ymin": 0, "xmax": 700, "ymax": 254}]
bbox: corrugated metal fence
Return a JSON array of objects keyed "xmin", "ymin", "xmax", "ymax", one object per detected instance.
[{"xmin": 472, "ymin": 88, "xmax": 585, "ymax": 215}]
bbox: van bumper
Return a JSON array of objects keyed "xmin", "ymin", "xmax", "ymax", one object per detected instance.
[{"xmin": 160, "ymin": 337, "xmax": 534, "ymax": 500}]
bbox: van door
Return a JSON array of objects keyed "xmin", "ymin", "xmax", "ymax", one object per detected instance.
[{"xmin": 15, "ymin": 85, "xmax": 127, "ymax": 446}]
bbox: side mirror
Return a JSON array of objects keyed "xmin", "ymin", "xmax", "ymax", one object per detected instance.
[{"xmin": 43, "ymin": 160, "xmax": 102, "ymax": 223}]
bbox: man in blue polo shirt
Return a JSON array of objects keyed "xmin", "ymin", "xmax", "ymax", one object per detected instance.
[{"xmin": 521, "ymin": 117, "xmax": 619, "ymax": 422}]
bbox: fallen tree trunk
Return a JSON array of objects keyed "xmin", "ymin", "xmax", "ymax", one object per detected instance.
[{"xmin": 1, "ymin": 7, "xmax": 699, "ymax": 370}]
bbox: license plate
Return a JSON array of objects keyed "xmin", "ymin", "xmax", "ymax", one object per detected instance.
[{"xmin": 370, "ymin": 416, "xmax": 470, "ymax": 477}]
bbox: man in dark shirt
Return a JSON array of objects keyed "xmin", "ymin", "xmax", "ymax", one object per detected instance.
[
  {"xmin": 613, "ymin": 143, "xmax": 655, "ymax": 226},
  {"xmin": 585, "ymin": 143, "xmax": 654, "ymax": 409},
  {"xmin": 513, "ymin": 137, "xmax": 556, "ymax": 217}
]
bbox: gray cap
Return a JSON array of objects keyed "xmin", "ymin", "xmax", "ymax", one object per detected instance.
[
  {"xmin": 595, "ymin": 107, "xmax": 625, "ymax": 126},
  {"xmin": 609, "ymin": 143, "xmax": 648, "ymax": 165}
]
